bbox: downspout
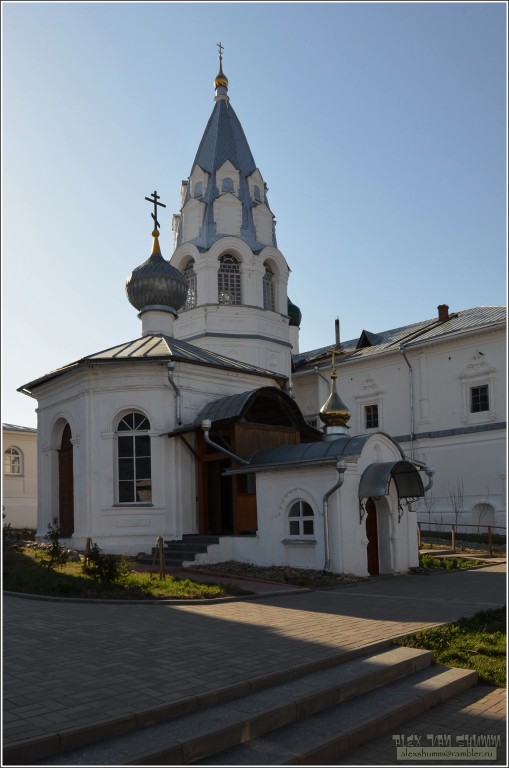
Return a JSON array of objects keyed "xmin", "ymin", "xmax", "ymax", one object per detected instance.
[
  {"xmin": 322, "ymin": 460, "xmax": 347, "ymax": 572},
  {"xmin": 423, "ymin": 466, "xmax": 435, "ymax": 493},
  {"xmin": 201, "ymin": 420, "xmax": 250, "ymax": 465},
  {"xmin": 399, "ymin": 345, "xmax": 414, "ymax": 458},
  {"xmin": 167, "ymin": 362, "xmax": 182, "ymax": 426}
]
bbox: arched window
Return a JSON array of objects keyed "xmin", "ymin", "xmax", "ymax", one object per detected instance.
[
  {"xmin": 4, "ymin": 447, "xmax": 22, "ymax": 475},
  {"xmin": 194, "ymin": 181, "xmax": 203, "ymax": 198},
  {"xmin": 183, "ymin": 259, "xmax": 197, "ymax": 310},
  {"xmin": 263, "ymin": 263, "xmax": 276, "ymax": 311},
  {"xmin": 117, "ymin": 413, "xmax": 151, "ymax": 503},
  {"xmin": 253, "ymin": 184, "xmax": 261, "ymax": 202},
  {"xmin": 221, "ymin": 177, "xmax": 234, "ymax": 193},
  {"xmin": 288, "ymin": 501, "xmax": 314, "ymax": 536},
  {"xmin": 218, "ymin": 254, "xmax": 241, "ymax": 305}
]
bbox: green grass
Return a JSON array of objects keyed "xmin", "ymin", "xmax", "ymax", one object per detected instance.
[
  {"xmin": 2, "ymin": 547, "xmax": 248, "ymax": 600},
  {"xmin": 419, "ymin": 553, "xmax": 486, "ymax": 570},
  {"xmin": 396, "ymin": 607, "xmax": 506, "ymax": 687}
]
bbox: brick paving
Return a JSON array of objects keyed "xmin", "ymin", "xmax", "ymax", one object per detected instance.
[
  {"xmin": 2, "ymin": 562, "xmax": 506, "ymax": 763},
  {"xmin": 341, "ymin": 686, "xmax": 506, "ymax": 766}
]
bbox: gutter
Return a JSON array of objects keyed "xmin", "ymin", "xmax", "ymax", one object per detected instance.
[
  {"xmin": 201, "ymin": 420, "xmax": 250, "ymax": 465},
  {"xmin": 322, "ymin": 460, "xmax": 347, "ymax": 572},
  {"xmin": 166, "ymin": 361, "xmax": 182, "ymax": 426},
  {"xmin": 399, "ymin": 344, "xmax": 414, "ymax": 458}
]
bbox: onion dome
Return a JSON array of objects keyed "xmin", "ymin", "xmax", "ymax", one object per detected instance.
[
  {"xmin": 214, "ymin": 59, "xmax": 229, "ymax": 91},
  {"xmin": 287, "ymin": 298, "xmax": 302, "ymax": 328},
  {"xmin": 126, "ymin": 229, "xmax": 187, "ymax": 315},
  {"xmin": 214, "ymin": 43, "xmax": 229, "ymax": 95},
  {"xmin": 319, "ymin": 353, "xmax": 351, "ymax": 437}
]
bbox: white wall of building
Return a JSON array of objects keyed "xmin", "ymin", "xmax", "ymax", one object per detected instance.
[
  {"xmin": 2, "ymin": 426, "xmax": 38, "ymax": 529},
  {"xmin": 191, "ymin": 433, "xmax": 420, "ymax": 577},
  {"xmin": 31, "ymin": 359, "xmax": 279, "ymax": 554},
  {"xmin": 293, "ymin": 325, "xmax": 506, "ymax": 531}
]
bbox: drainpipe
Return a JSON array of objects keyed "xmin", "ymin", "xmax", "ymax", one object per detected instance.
[
  {"xmin": 167, "ymin": 362, "xmax": 182, "ymax": 426},
  {"xmin": 314, "ymin": 365, "xmax": 329, "ymax": 387},
  {"xmin": 423, "ymin": 466, "xmax": 436, "ymax": 493},
  {"xmin": 399, "ymin": 345, "xmax": 414, "ymax": 458},
  {"xmin": 201, "ymin": 420, "xmax": 250, "ymax": 465},
  {"xmin": 322, "ymin": 460, "xmax": 347, "ymax": 572}
]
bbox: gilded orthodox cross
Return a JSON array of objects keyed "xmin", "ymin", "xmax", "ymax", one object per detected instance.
[
  {"xmin": 329, "ymin": 344, "xmax": 337, "ymax": 378},
  {"xmin": 144, "ymin": 190, "xmax": 166, "ymax": 230},
  {"xmin": 217, "ymin": 41, "xmax": 224, "ymax": 61}
]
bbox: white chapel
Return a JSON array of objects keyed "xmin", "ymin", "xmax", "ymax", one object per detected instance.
[{"xmin": 20, "ymin": 52, "xmax": 504, "ymax": 577}]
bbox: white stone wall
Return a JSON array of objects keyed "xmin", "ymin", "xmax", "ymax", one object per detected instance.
[
  {"xmin": 171, "ymin": 238, "xmax": 293, "ymax": 378},
  {"xmin": 31, "ymin": 359, "xmax": 280, "ymax": 554},
  {"xmin": 2, "ymin": 427, "xmax": 38, "ymax": 528},
  {"xmin": 191, "ymin": 432, "xmax": 420, "ymax": 577},
  {"xmin": 293, "ymin": 326, "xmax": 507, "ymax": 531}
]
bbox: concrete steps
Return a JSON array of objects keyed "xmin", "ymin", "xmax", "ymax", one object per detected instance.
[
  {"xmin": 137, "ymin": 535, "xmax": 220, "ymax": 567},
  {"xmin": 29, "ymin": 644, "xmax": 478, "ymax": 766}
]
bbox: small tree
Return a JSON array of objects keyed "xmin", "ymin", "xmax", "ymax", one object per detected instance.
[
  {"xmin": 475, "ymin": 487, "xmax": 492, "ymax": 534},
  {"xmin": 447, "ymin": 477, "xmax": 465, "ymax": 552},
  {"xmin": 422, "ymin": 492, "xmax": 436, "ymax": 534},
  {"xmin": 447, "ymin": 477, "xmax": 465, "ymax": 529},
  {"xmin": 43, "ymin": 517, "xmax": 69, "ymax": 569}
]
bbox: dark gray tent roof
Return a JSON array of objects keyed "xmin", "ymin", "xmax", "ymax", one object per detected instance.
[{"xmin": 359, "ymin": 460, "xmax": 425, "ymax": 499}]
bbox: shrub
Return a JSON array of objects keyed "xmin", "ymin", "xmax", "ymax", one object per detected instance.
[
  {"xmin": 83, "ymin": 543, "xmax": 131, "ymax": 584},
  {"xmin": 42, "ymin": 517, "xmax": 69, "ymax": 569}
]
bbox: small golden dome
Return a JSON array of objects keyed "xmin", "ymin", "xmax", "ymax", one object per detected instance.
[
  {"xmin": 214, "ymin": 62, "xmax": 228, "ymax": 90},
  {"xmin": 214, "ymin": 42, "xmax": 228, "ymax": 90},
  {"xmin": 319, "ymin": 354, "xmax": 351, "ymax": 430}
]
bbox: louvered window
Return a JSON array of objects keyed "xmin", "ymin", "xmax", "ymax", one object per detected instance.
[
  {"xmin": 183, "ymin": 260, "xmax": 197, "ymax": 309},
  {"xmin": 218, "ymin": 254, "xmax": 241, "ymax": 305},
  {"xmin": 263, "ymin": 264, "xmax": 275, "ymax": 311}
]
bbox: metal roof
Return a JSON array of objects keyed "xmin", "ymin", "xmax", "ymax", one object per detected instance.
[
  {"xmin": 247, "ymin": 432, "xmax": 404, "ymax": 469},
  {"xmin": 359, "ymin": 460, "xmax": 425, "ymax": 499},
  {"xmin": 175, "ymin": 95, "xmax": 276, "ymax": 254},
  {"xmin": 165, "ymin": 387, "xmax": 321, "ymax": 441},
  {"xmin": 18, "ymin": 335, "xmax": 287, "ymax": 393},
  {"xmin": 2, "ymin": 423, "xmax": 37, "ymax": 433},
  {"xmin": 294, "ymin": 306, "xmax": 506, "ymax": 370}
]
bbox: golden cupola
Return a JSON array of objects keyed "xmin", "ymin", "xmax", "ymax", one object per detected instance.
[
  {"xmin": 319, "ymin": 350, "xmax": 351, "ymax": 440},
  {"xmin": 214, "ymin": 42, "xmax": 229, "ymax": 97}
]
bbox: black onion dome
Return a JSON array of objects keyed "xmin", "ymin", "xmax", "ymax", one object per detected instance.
[
  {"xmin": 126, "ymin": 231, "xmax": 187, "ymax": 314},
  {"xmin": 287, "ymin": 298, "xmax": 302, "ymax": 328}
]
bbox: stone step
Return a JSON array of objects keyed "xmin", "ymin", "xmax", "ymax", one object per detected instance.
[
  {"xmin": 29, "ymin": 645, "xmax": 452, "ymax": 766},
  {"xmin": 197, "ymin": 666, "xmax": 478, "ymax": 766}
]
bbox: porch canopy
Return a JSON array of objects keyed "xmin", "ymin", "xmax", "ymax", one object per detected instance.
[
  {"xmin": 359, "ymin": 460, "xmax": 425, "ymax": 500},
  {"xmin": 164, "ymin": 386, "xmax": 320, "ymax": 441}
]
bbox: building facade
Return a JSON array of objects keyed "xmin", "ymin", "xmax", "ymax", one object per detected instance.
[
  {"xmin": 2, "ymin": 424, "xmax": 38, "ymax": 529},
  {"xmin": 18, "ymin": 55, "xmax": 505, "ymax": 574}
]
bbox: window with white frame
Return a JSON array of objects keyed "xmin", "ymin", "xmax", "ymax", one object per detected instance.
[
  {"xmin": 117, "ymin": 413, "xmax": 152, "ymax": 503},
  {"xmin": 364, "ymin": 404, "xmax": 379, "ymax": 429},
  {"xmin": 459, "ymin": 353, "xmax": 496, "ymax": 425},
  {"xmin": 288, "ymin": 501, "xmax": 314, "ymax": 536},
  {"xmin": 470, "ymin": 385, "xmax": 489, "ymax": 413},
  {"xmin": 218, "ymin": 254, "xmax": 241, "ymax": 305},
  {"xmin": 263, "ymin": 263, "xmax": 276, "ymax": 311},
  {"xmin": 183, "ymin": 259, "xmax": 197, "ymax": 310},
  {"xmin": 355, "ymin": 376, "xmax": 384, "ymax": 433},
  {"xmin": 4, "ymin": 447, "xmax": 22, "ymax": 475}
]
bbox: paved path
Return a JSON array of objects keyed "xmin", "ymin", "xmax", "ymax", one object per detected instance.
[
  {"xmin": 340, "ymin": 686, "xmax": 506, "ymax": 766},
  {"xmin": 3, "ymin": 563, "xmax": 506, "ymax": 762}
]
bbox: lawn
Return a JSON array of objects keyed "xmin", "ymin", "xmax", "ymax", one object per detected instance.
[
  {"xmin": 396, "ymin": 607, "xmax": 506, "ymax": 687},
  {"xmin": 2, "ymin": 546, "xmax": 248, "ymax": 600},
  {"xmin": 418, "ymin": 553, "xmax": 487, "ymax": 570}
]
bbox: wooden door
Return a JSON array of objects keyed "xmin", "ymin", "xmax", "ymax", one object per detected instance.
[
  {"xmin": 58, "ymin": 424, "xmax": 74, "ymax": 536},
  {"xmin": 366, "ymin": 498, "xmax": 379, "ymax": 576}
]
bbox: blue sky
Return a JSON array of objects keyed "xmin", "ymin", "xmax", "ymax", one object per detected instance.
[{"xmin": 2, "ymin": 1, "xmax": 507, "ymax": 429}]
